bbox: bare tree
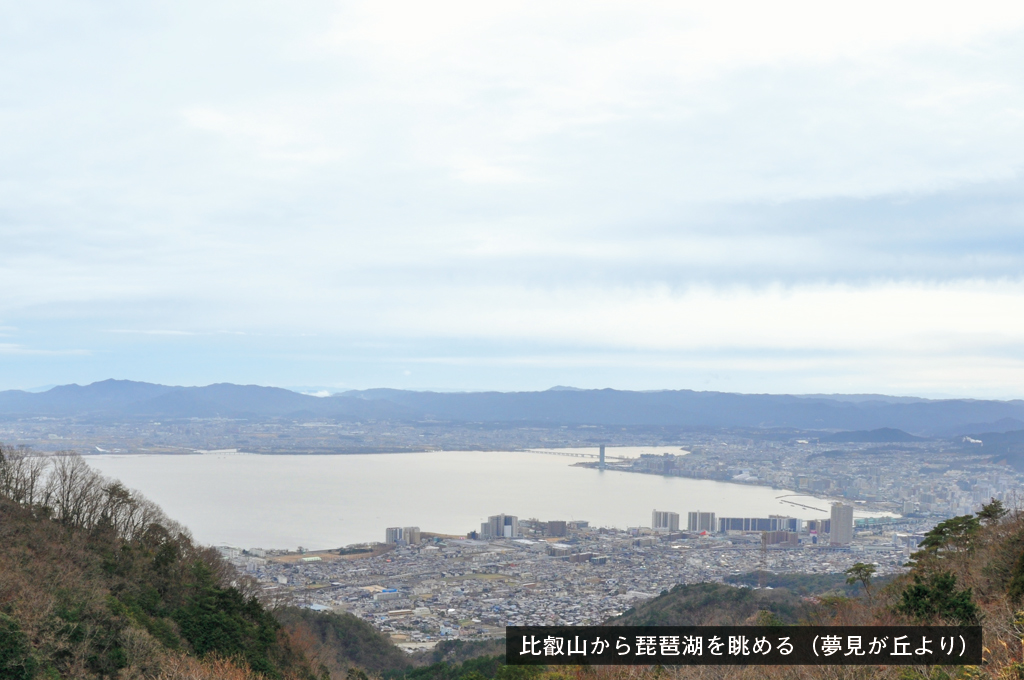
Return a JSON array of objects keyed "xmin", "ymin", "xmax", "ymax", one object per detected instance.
[
  {"xmin": 0, "ymin": 443, "xmax": 51, "ymax": 506},
  {"xmin": 42, "ymin": 451, "xmax": 106, "ymax": 530}
]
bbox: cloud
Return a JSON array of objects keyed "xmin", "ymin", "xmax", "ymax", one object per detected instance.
[
  {"xmin": 2, "ymin": 1, "xmax": 1024, "ymax": 394},
  {"xmin": 106, "ymin": 330, "xmax": 197, "ymax": 336},
  {"xmin": 0, "ymin": 344, "xmax": 89, "ymax": 356}
]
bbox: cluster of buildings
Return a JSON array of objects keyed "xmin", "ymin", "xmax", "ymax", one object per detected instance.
[
  {"xmin": 649, "ymin": 503, "xmax": 854, "ymax": 546},
  {"xmin": 601, "ymin": 437, "xmax": 1021, "ymax": 519},
  {"xmin": 227, "ymin": 501, "xmax": 941, "ymax": 647},
  {"xmin": 385, "ymin": 526, "xmax": 422, "ymax": 545}
]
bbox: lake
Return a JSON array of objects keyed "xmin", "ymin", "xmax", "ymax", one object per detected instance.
[{"xmin": 86, "ymin": 449, "xmax": 839, "ymax": 550}]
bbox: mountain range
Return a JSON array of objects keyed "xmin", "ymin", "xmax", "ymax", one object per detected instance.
[{"xmin": 2, "ymin": 379, "xmax": 1024, "ymax": 437}]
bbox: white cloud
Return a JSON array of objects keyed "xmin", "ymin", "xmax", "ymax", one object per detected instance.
[
  {"xmin": 0, "ymin": 344, "xmax": 89, "ymax": 356},
  {"xmin": 3, "ymin": 1, "xmax": 1024, "ymax": 394}
]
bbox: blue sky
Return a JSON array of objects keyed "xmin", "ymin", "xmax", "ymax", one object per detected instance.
[{"xmin": 2, "ymin": 1, "xmax": 1024, "ymax": 397}]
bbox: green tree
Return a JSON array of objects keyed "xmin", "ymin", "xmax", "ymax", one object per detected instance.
[
  {"xmin": 913, "ymin": 515, "xmax": 981, "ymax": 559},
  {"xmin": 977, "ymin": 498, "xmax": 1008, "ymax": 526},
  {"xmin": 172, "ymin": 562, "xmax": 283, "ymax": 677},
  {"xmin": 0, "ymin": 614, "xmax": 37, "ymax": 680},
  {"xmin": 845, "ymin": 562, "xmax": 876, "ymax": 600},
  {"xmin": 895, "ymin": 571, "xmax": 980, "ymax": 625}
]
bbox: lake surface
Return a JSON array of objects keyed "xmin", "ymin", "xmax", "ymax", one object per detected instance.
[{"xmin": 87, "ymin": 450, "xmax": 837, "ymax": 550}]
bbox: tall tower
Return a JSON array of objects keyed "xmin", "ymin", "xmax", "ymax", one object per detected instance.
[
  {"xmin": 830, "ymin": 503, "xmax": 854, "ymax": 545},
  {"xmin": 599, "ymin": 445, "xmax": 606, "ymax": 469}
]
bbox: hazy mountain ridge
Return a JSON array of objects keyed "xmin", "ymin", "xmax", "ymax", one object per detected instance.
[
  {"xmin": 1, "ymin": 380, "xmax": 1023, "ymax": 436},
  {"xmin": 0, "ymin": 380, "xmax": 418, "ymax": 421},
  {"xmin": 339, "ymin": 387, "xmax": 1024, "ymax": 435},
  {"xmin": 818, "ymin": 427, "xmax": 927, "ymax": 443}
]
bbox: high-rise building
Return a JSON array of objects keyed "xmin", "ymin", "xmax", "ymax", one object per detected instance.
[
  {"xmin": 830, "ymin": 503, "xmax": 854, "ymax": 545},
  {"xmin": 719, "ymin": 516, "xmax": 799, "ymax": 533},
  {"xmin": 687, "ymin": 511, "xmax": 716, "ymax": 533},
  {"xmin": 806, "ymin": 518, "xmax": 830, "ymax": 534},
  {"xmin": 546, "ymin": 520, "xmax": 567, "ymax": 537},
  {"xmin": 761, "ymin": 531, "xmax": 799, "ymax": 547},
  {"xmin": 599, "ymin": 445, "xmax": 606, "ymax": 469},
  {"xmin": 385, "ymin": 527, "xmax": 404, "ymax": 544},
  {"xmin": 652, "ymin": 510, "xmax": 680, "ymax": 533},
  {"xmin": 481, "ymin": 514, "xmax": 520, "ymax": 539},
  {"xmin": 403, "ymin": 526, "xmax": 421, "ymax": 544}
]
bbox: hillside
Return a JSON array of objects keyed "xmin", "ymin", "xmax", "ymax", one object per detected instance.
[
  {"xmin": 818, "ymin": 427, "xmax": 926, "ymax": 443},
  {"xmin": 606, "ymin": 583, "xmax": 812, "ymax": 627},
  {"xmin": 276, "ymin": 608, "xmax": 413, "ymax": 677},
  {"xmin": 0, "ymin": 443, "xmax": 507, "ymax": 680},
  {"xmin": 0, "ymin": 380, "xmax": 417, "ymax": 421},
  {"xmin": 959, "ymin": 429, "xmax": 1024, "ymax": 471},
  {"xmin": 0, "ymin": 444, "xmax": 323, "ymax": 679}
]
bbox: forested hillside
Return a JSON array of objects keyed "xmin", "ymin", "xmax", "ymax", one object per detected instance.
[
  {"xmin": 0, "ymin": 444, "xmax": 505, "ymax": 680},
  {"xmin": 0, "ymin": 444, "xmax": 322, "ymax": 679},
  {"xmin": 608, "ymin": 582, "xmax": 812, "ymax": 627}
]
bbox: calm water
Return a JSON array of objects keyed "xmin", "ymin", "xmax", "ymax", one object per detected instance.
[{"xmin": 86, "ymin": 450, "xmax": 833, "ymax": 550}]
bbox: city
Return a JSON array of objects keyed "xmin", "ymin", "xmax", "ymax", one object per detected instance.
[
  {"xmin": 5, "ymin": 410, "xmax": 1020, "ymax": 653},
  {"xmin": 219, "ymin": 503, "xmax": 946, "ymax": 650}
]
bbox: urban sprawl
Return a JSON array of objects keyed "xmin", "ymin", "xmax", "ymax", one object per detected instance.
[
  {"xmin": 5, "ymin": 416, "xmax": 1018, "ymax": 651},
  {"xmin": 217, "ymin": 437, "xmax": 1019, "ymax": 651}
]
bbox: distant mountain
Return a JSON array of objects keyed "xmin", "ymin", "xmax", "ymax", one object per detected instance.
[
  {"xmin": 339, "ymin": 387, "xmax": 1024, "ymax": 435},
  {"xmin": 936, "ymin": 417, "xmax": 1024, "ymax": 437},
  {"xmin": 2, "ymin": 380, "xmax": 1024, "ymax": 436},
  {"xmin": 818, "ymin": 427, "xmax": 926, "ymax": 443},
  {"xmin": 0, "ymin": 379, "xmax": 418, "ymax": 421},
  {"xmin": 957, "ymin": 429, "xmax": 1024, "ymax": 471},
  {"xmin": 793, "ymin": 393, "xmax": 930, "ymax": 404}
]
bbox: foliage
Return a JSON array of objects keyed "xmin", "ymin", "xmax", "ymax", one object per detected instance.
[
  {"xmin": 915, "ymin": 515, "xmax": 981, "ymax": 555},
  {"xmin": 0, "ymin": 446, "xmax": 317, "ymax": 679},
  {"xmin": 725, "ymin": 571, "xmax": 877, "ymax": 596},
  {"xmin": 423, "ymin": 639, "xmax": 506, "ymax": 666},
  {"xmin": 392, "ymin": 656, "xmax": 543, "ymax": 680},
  {"xmin": 977, "ymin": 498, "xmax": 1008, "ymax": 526},
  {"xmin": 172, "ymin": 562, "xmax": 284, "ymax": 677},
  {"xmin": 895, "ymin": 571, "xmax": 980, "ymax": 625},
  {"xmin": 609, "ymin": 582, "xmax": 811, "ymax": 626},
  {"xmin": 1007, "ymin": 550, "xmax": 1024, "ymax": 603},
  {"xmin": 845, "ymin": 563, "xmax": 876, "ymax": 596},
  {"xmin": 0, "ymin": 614, "xmax": 37, "ymax": 680},
  {"xmin": 275, "ymin": 607, "xmax": 413, "ymax": 675}
]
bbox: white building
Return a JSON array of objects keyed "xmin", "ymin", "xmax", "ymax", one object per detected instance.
[
  {"xmin": 652, "ymin": 510, "xmax": 680, "ymax": 533},
  {"xmin": 481, "ymin": 514, "xmax": 520, "ymax": 539},
  {"xmin": 687, "ymin": 511, "xmax": 716, "ymax": 533}
]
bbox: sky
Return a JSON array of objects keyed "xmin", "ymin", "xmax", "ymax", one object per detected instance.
[{"xmin": 2, "ymin": 1, "xmax": 1024, "ymax": 397}]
